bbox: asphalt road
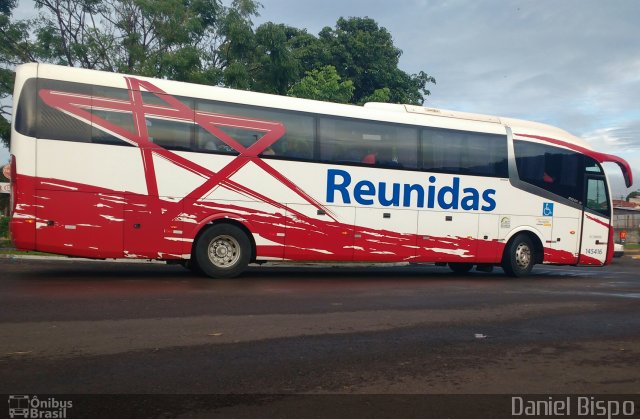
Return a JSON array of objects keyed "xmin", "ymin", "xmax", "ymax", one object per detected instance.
[{"xmin": 1, "ymin": 255, "xmax": 639, "ymax": 418}]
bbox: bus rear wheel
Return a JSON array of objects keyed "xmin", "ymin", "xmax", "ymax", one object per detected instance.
[
  {"xmin": 195, "ymin": 223, "xmax": 251, "ymax": 278},
  {"xmin": 448, "ymin": 262, "xmax": 473, "ymax": 274},
  {"xmin": 179, "ymin": 259, "xmax": 202, "ymax": 274},
  {"xmin": 501, "ymin": 234, "xmax": 535, "ymax": 277}
]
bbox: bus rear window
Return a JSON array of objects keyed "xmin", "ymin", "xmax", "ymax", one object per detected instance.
[{"xmin": 15, "ymin": 78, "xmax": 38, "ymax": 138}]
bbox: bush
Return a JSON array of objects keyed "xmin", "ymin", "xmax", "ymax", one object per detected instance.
[{"xmin": 0, "ymin": 216, "xmax": 8, "ymax": 238}]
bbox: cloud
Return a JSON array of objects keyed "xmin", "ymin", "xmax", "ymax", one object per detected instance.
[
  {"xmin": 583, "ymin": 122, "xmax": 640, "ymax": 154},
  {"xmin": 583, "ymin": 121, "xmax": 640, "ymax": 197}
]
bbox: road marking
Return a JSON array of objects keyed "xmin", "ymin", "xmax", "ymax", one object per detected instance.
[{"xmin": 534, "ymin": 289, "xmax": 640, "ymax": 300}]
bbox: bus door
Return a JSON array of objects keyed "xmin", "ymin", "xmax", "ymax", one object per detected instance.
[
  {"xmin": 550, "ymin": 211, "xmax": 581, "ymax": 265},
  {"xmin": 578, "ymin": 174, "xmax": 611, "ymax": 265}
]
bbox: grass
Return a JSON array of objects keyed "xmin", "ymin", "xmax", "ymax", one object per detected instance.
[
  {"xmin": 0, "ymin": 249, "xmax": 56, "ymax": 256},
  {"xmin": 0, "ymin": 238, "xmax": 57, "ymax": 256}
]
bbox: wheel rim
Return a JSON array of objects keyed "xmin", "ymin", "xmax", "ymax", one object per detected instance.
[
  {"xmin": 514, "ymin": 242, "xmax": 531, "ymax": 269},
  {"xmin": 207, "ymin": 235, "xmax": 241, "ymax": 268}
]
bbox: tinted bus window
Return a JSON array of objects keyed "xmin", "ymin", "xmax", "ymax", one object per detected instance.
[
  {"xmin": 195, "ymin": 125, "xmax": 238, "ymax": 155},
  {"xmin": 421, "ymin": 128, "xmax": 508, "ymax": 177},
  {"xmin": 36, "ymin": 79, "xmax": 92, "ymax": 143},
  {"xmin": 146, "ymin": 117, "xmax": 193, "ymax": 151},
  {"xmin": 585, "ymin": 158, "xmax": 604, "ymax": 174},
  {"xmin": 196, "ymin": 101, "xmax": 315, "ymax": 159},
  {"xmin": 143, "ymin": 93, "xmax": 194, "ymax": 151},
  {"xmin": 91, "ymin": 86, "xmax": 135, "ymax": 146},
  {"xmin": 585, "ymin": 177, "xmax": 610, "ymax": 217},
  {"xmin": 15, "ymin": 78, "xmax": 38, "ymax": 137},
  {"xmin": 319, "ymin": 117, "xmax": 418, "ymax": 169},
  {"xmin": 514, "ymin": 140, "xmax": 583, "ymax": 202}
]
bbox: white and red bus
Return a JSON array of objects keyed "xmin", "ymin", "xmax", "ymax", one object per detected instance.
[{"xmin": 7, "ymin": 63, "xmax": 633, "ymax": 278}]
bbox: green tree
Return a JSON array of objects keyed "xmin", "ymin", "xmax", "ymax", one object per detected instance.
[
  {"xmin": 360, "ymin": 87, "xmax": 390, "ymax": 104},
  {"xmin": 219, "ymin": 15, "xmax": 434, "ymax": 105},
  {"xmin": 1, "ymin": 0, "xmax": 18, "ymax": 15},
  {"xmin": 627, "ymin": 191, "xmax": 640, "ymax": 201},
  {"xmin": 0, "ymin": 0, "xmax": 262, "ymax": 149},
  {"xmin": 316, "ymin": 17, "xmax": 435, "ymax": 105},
  {"xmin": 31, "ymin": 0, "xmax": 226, "ymax": 82},
  {"xmin": 0, "ymin": 68, "xmax": 11, "ymax": 149},
  {"xmin": 287, "ymin": 29, "xmax": 329, "ymax": 79},
  {"xmin": 251, "ymin": 22, "xmax": 300, "ymax": 94},
  {"xmin": 219, "ymin": 20, "xmax": 305, "ymax": 95},
  {"xmin": 1, "ymin": 0, "xmax": 32, "ymax": 149},
  {"xmin": 288, "ymin": 65, "xmax": 354, "ymax": 103},
  {"xmin": 217, "ymin": 0, "xmax": 259, "ymax": 89}
]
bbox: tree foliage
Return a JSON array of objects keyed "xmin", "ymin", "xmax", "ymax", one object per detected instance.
[
  {"xmin": 288, "ymin": 65, "xmax": 354, "ymax": 103},
  {"xmin": 1, "ymin": 0, "xmax": 23, "ymax": 148},
  {"xmin": 627, "ymin": 191, "xmax": 640, "ymax": 201},
  {"xmin": 0, "ymin": 1, "xmax": 435, "ymax": 150},
  {"xmin": 318, "ymin": 17, "xmax": 401, "ymax": 104},
  {"xmin": 316, "ymin": 17, "xmax": 435, "ymax": 105},
  {"xmin": 30, "ymin": 0, "xmax": 226, "ymax": 81}
]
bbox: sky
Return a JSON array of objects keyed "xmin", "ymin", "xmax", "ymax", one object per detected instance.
[{"xmin": 2, "ymin": 0, "xmax": 639, "ymax": 198}]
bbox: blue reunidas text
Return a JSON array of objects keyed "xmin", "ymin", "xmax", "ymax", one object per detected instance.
[{"xmin": 326, "ymin": 168, "xmax": 497, "ymax": 211}]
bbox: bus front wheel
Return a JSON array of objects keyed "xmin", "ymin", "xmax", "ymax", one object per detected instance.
[
  {"xmin": 195, "ymin": 224, "xmax": 251, "ymax": 278},
  {"xmin": 501, "ymin": 234, "xmax": 535, "ymax": 277}
]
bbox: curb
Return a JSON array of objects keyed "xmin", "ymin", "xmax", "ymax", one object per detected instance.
[
  {"xmin": 0, "ymin": 254, "xmax": 166, "ymax": 264},
  {"xmin": 0, "ymin": 254, "xmax": 411, "ymax": 268},
  {"xmin": 2, "ymin": 246, "xmax": 639, "ymax": 264}
]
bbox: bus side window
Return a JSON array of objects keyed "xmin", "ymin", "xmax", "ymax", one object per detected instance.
[
  {"xmin": 92, "ymin": 85, "xmax": 135, "ymax": 146},
  {"xmin": 146, "ymin": 117, "xmax": 193, "ymax": 151},
  {"xmin": 195, "ymin": 126, "xmax": 237, "ymax": 155},
  {"xmin": 195, "ymin": 100, "xmax": 315, "ymax": 161},
  {"xmin": 514, "ymin": 140, "xmax": 583, "ymax": 201},
  {"xmin": 33, "ymin": 79, "xmax": 92, "ymax": 143},
  {"xmin": 282, "ymin": 138, "xmax": 313, "ymax": 159},
  {"xmin": 319, "ymin": 117, "xmax": 417, "ymax": 168},
  {"xmin": 421, "ymin": 128, "xmax": 507, "ymax": 177},
  {"xmin": 376, "ymin": 147, "xmax": 402, "ymax": 168},
  {"xmin": 267, "ymin": 115, "xmax": 314, "ymax": 160},
  {"xmin": 92, "ymin": 111, "xmax": 136, "ymax": 146},
  {"xmin": 201, "ymin": 138, "xmax": 217, "ymax": 151},
  {"xmin": 362, "ymin": 151, "xmax": 376, "ymax": 164},
  {"xmin": 142, "ymin": 93, "xmax": 194, "ymax": 151}
]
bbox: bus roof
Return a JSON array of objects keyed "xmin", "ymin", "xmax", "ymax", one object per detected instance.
[
  {"xmin": 364, "ymin": 102, "xmax": 590, "ymax": 149},
  {"xmin": 363, "ymin": 101, "xmax": 632, "ymax": 187}
]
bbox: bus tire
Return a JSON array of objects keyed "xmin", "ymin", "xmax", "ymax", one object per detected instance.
[
  {"xmin": 195, "ymin": 223, "xmax": 251, "ymax": 278},
  {"xmin": 179, "ymin": 259, "xmax": 202, "ymax": 274},
  {"xmin": 501, "ymin": 234, "xmax": 535, "ymax": 277},
  {"xmin": 448, "ymin": 262, "xmax": 473, "ymax": 274}
]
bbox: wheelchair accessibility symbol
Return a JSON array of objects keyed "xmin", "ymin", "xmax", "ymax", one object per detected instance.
[{"xmin": 543, "ymin": 202, "xmax": 554, "ymax": 216}]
